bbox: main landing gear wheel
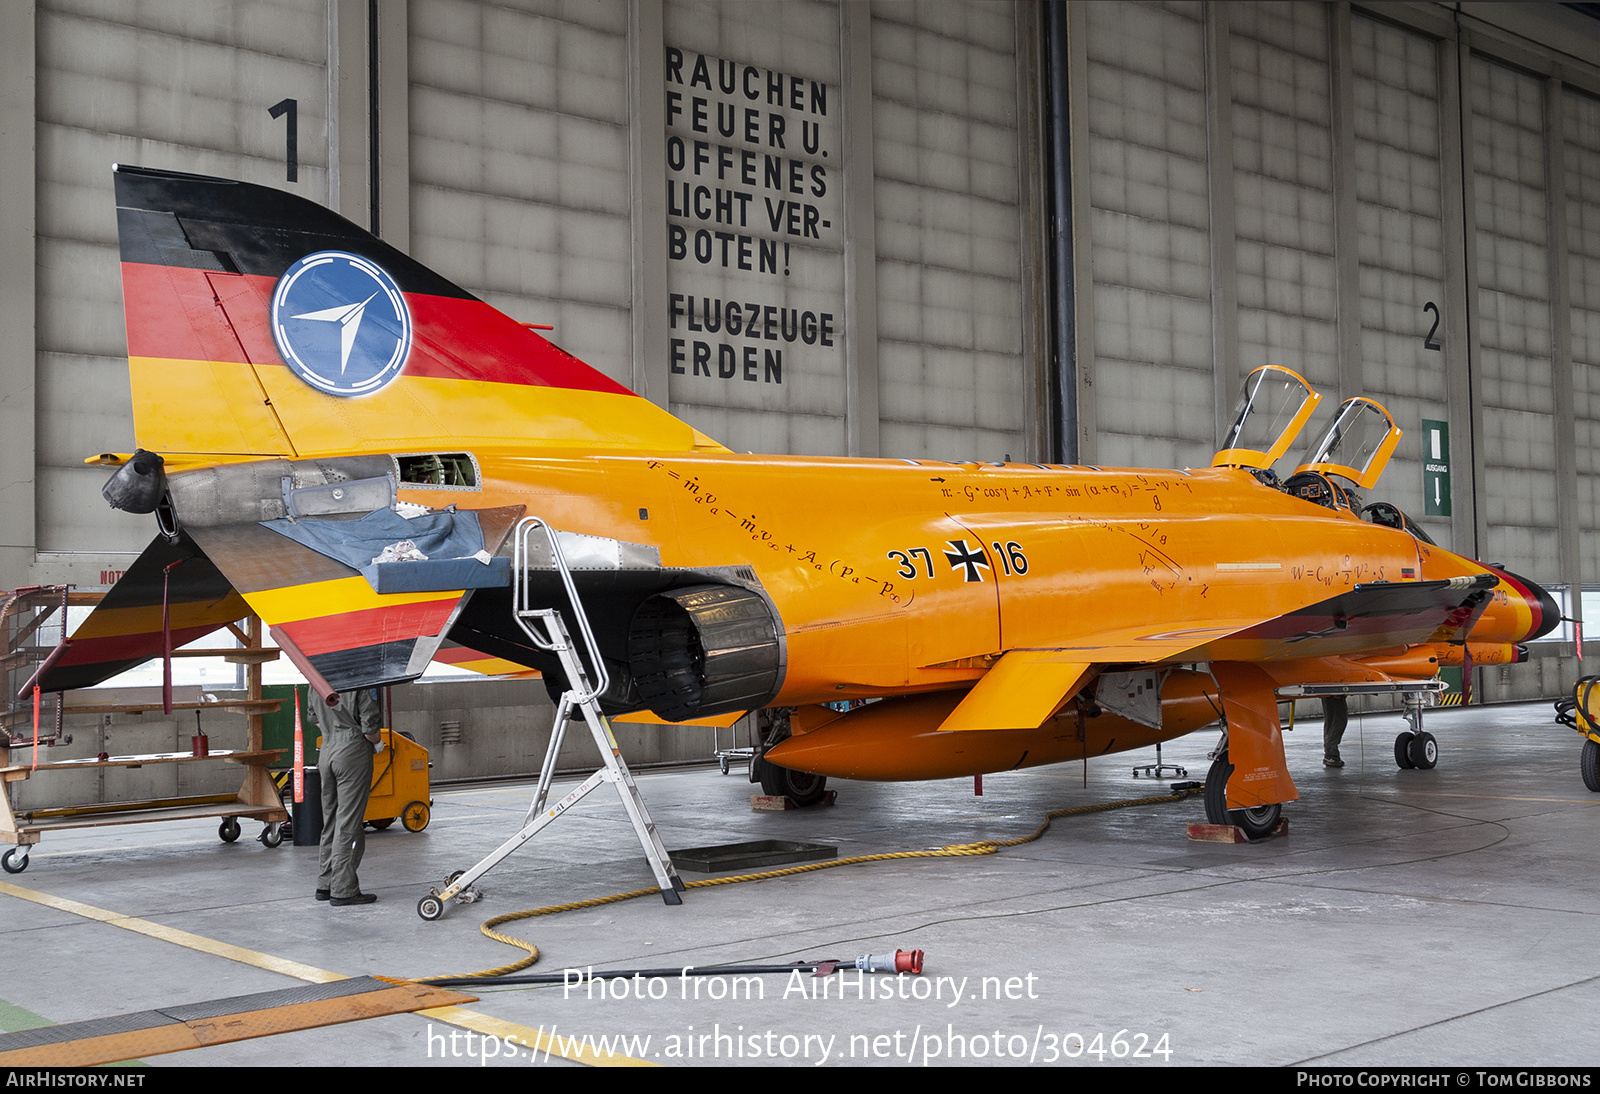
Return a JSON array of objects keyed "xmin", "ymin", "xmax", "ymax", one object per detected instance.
[
  {"xmin": 759, "ymin": 761, "xmax": 827, "ymax": 806},
  {"xmin": 1581, "ymin": 739, "xmax": 1600, "ymax": 793},
  {"xmin": 402, "ymin": 801, "xmax": 431, "ymax": 832},
  {"xmin": 2, "ymin": 848, "xmax": 28, "ymax": 874},
  {"xmin": 1394, "ymin": 731, "xmax": 1416, "ymax": 770},
  {"xmin": 1203, "ymin": 753, "xmax": 1282, "ymax": 840},
  {"xmin": 417, "ymin": 895, "xmax": 444, "ymax": 921},
  {"xmin": 218, "ymin": 817, "xmax": 241, "ymax": 843}
]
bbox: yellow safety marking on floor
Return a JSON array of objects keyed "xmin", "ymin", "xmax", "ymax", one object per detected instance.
[
  {"xmin": 0, "ymin": 983, "xmax": 476, "ymax": 1067},
  {"xmin": 420, "ymin": 1005, "xmax": 658, "ymax": 1068},
  {"xmin": 1366, "ymin": 790, "xmax": 1600, "ymax": 805},
  {"xmin": 0, "ymin": 879, "xmax": 343, "ymax": 983},
  {"xmin": 24, "ymin": 837, "xmax": 240, "ymax": 859},
  {"xmin": 0, "ymin": 879, "xmax": 651, "ymax": 1067}
]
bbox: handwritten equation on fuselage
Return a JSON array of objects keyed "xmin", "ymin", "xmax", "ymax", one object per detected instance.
[
  {"xmin": 934, "ymin": 472, "xmax": 1195, "ymax": 513},
  {"xmin": 647, "ymin": 460, "xmax": 909, "ymax": 605},
  {"xmin": 647, "ymin": 460, "xmax": 1394, "ymax": 604}
]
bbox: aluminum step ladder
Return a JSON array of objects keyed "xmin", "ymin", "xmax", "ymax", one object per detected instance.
[{"xmin": 415, "ymin": 516, "xmax": 685, "ymax": 921}]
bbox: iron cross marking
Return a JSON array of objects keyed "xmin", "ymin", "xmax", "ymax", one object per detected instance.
[{"xmin": 944, "ymin": 539, "xmax": 990, "ymax": 583}]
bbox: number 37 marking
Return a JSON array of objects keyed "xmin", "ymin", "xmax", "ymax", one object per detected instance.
[
  {"xmin": 888, "ymin": 542, "xmax": 1029, "ymax": 579},
  {"xmin": 888, "ymin": 547, "xmax": 935, "ymax": 579}
]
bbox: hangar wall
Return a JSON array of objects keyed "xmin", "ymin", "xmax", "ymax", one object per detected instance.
[
  {"xmin": 1068, "ymin": 1, "xmax": 1600, "ymax": 701},
  {"xmin": 0, "ymin": 1, "xmax": 1596, "ymax": 739}
]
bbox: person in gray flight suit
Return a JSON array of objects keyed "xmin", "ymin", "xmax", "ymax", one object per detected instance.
[
  {"xmin": 309, "ymin": 687, "xmax": 385, "ymax": 905},
  {"xmin": 1323, "ymin": 694, "xmax": 1349, "ymax": 768}
]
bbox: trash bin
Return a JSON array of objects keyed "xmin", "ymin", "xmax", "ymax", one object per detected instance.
[{"xmin": 292, "ymin": 767, "xmax": 323, "ymax": 845}]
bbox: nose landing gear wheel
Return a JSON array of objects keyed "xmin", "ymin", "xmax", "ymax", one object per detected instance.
[
  {"xmin": 1407, "ymin": 731, "xmax": 1438, "ymax": 770},
  {"xmin": 2, "ymin": 848, "xmax": 28, "ymax": 874},
  {"xmin": 1394, "ymin": 731, "xmax": 1417, "ymax": 769},
  {"xmin": 1203, "ymin": 753, "xmax": 1282, "ymax": 840}
]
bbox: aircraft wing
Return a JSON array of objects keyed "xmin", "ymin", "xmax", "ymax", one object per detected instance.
[
  {"xmin": 1180, "ymin": 575, "xmax": 1498, "ymax": 663},
  {"xmin": 1018, "ymin": 575, "xmax": 1498, "ymax": 670},
  {"xmin": 431, "ymin": 638, "xmax": 541, "ymax": 679},
  {"xmin": 36, "ymin": 531, "xmax": 249, "ymax": 692},
  {"xmin": 929, "ymin": 575, "xmax": 1497, "ymax": 733},
  {"xmin": 42, "ymin": 505, "xmax": 525, "ymax": 700},
  {"xmin": 186, "ymin": 504, "xmax": 524, "ymax": 698}
]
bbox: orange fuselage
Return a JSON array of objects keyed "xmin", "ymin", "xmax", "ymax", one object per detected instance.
[{"xmin": 398, "ymin": 449, "xmax": 1536, "ymax": 709}]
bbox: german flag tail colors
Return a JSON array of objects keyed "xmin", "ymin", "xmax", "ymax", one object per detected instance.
[
  {"xmin": 38, "ymin": 532, "xmax": 249, "ymax": 693},
  {"xmin": 113, "ymin": 165, "xmax": 721, "ymax": 461}
]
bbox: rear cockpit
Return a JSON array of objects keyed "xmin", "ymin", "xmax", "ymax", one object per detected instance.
[{"xmin": 1213, "ymin": 366, "xmax": 1407, "ymax": 519}]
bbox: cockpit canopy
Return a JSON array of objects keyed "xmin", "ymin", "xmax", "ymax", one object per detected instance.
[
  {"xmin": 1292, "ymin": 397, "xmax": 1402, "ymax": 490},
  {"xmin": 1212, "ymin": 365, "xmax": 1321, "ymax": 471}
]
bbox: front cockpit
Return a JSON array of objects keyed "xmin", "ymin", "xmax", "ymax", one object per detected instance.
[{"xmin": 1213, "ymin": 366, "xmax": 1403, "ymax": 521}]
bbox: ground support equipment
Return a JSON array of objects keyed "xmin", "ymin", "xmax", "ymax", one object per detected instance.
[
  {"xmin": 1, "ymin": 590, "xmax": 284, "ymax": 872},
  {"xmin": 417, "ymin": 517, "xmax": 684, "ymax": 921},
  {"xmin": 1554, "ymin": 675, "xmax": 1600, "ymax": 791}
]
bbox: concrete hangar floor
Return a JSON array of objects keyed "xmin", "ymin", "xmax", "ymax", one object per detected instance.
[{"xmin": 0, "ymin": 700, "xmax": 1594, "ymax": 1068}]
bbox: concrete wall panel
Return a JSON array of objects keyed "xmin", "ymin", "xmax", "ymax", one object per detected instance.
[
  {"xmin": 1471, "ymin": 55, "xmax": 1559, "ymax": 578},
  {"xmin": 871, "ymin": 0, "xmax": 1026, "ymax": 463}
]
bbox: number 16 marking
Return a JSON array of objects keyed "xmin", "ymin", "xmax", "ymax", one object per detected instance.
[{"xmin": 991, "ymin": 541, "xmax": 1029, "ymax": 576}]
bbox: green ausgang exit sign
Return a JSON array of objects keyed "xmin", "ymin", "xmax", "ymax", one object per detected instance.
[{"xmin": 1422, "ymin": 419, "xmax": 1450, "ymax": 517}]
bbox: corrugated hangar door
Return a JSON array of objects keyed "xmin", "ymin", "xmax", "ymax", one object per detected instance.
[
  {"xmin": 1067, "ymin": 3, "xmax": 1600, "ymax": 702},
  {"xmin": 406, "ymin": 0, "xmax": 635, "ymax": 387},
  {"xmin": 660, "ymin": 0, "xmax": 846, "ymax": 455},
  {"xmin": 871, "ymin": 1, "xmax": 1028, "ymax": 463},
  {"xmin": 1565, "ymin": 88, "xmax": 1600, "ymax": 587},
  {"xmin": 33, "ymin": 0, "xmax": 330, "ymax": 560},
  {"xmin": 1228, "ymin": 5, "xmax": 1339, "ymax": 403},
  {"xmin": 1083, "ymin": 1, "xmax": 1214, "ymax": 472},
  {"xmin": 1350, "ymin": 14, "xmax": 1449, "ymax": 537},
  {"xmin": 1470, "ymin": 55, "xmax": 1560, "ymax": 581}
]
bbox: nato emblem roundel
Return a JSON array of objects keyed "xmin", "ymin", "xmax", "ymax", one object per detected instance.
[{"xmin": 270, "ymin": 251, "xmax": 413, "ymax": 397}]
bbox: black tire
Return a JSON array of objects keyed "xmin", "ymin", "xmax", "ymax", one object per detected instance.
[
  {"xmin": 1582, "ymin": 739, "xmax": 1600, "ymax": 793},
  {"xmin": 2, "ymin": 848, "xmax": 28, "ymax": 874},
  {"xmin": 218, "ymin": 817, "xmax": 241, "ymax": 843},
  {"xmin": 368, "ymin": 817, "xmax": 395, "ymax": 831},
  {"xmin": 1231, "ymin": 802, "xmax": 1283, "ymax": 840},
  {"xmin": 259, "ymin": 823, "xmax": 283, "ymax": 848},
  {"xmin": 1394, "ymin": 732, "xmax": 1416, "ymax": 770},
  {"xmin": 417, "ymin": 895, "xmax": 444, "ymax": 921},
  {"xmin": 1203, "ymin": 753, "xmax": 1281, "ymax": 839},
  {"xmin": 1203, "ymin": 756, "xmax": 1232, "ymax": 825},
  {"xmin": 759, "ymin": 761, "xmax": 828, "ymax": 806},
  {"xmin": 1407, "ymin": 731, "xmax": 1438, "ymax": 770}
]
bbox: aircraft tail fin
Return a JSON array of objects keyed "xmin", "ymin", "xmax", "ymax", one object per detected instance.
[{"xmin": 113, "ymin": 165, "xmax": 718, "ymax": 460}]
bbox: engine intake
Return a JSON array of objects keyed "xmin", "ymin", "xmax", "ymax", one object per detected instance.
[{"xmin": 628, "ymin": 584, "xmax": 783, "ymax": 721}]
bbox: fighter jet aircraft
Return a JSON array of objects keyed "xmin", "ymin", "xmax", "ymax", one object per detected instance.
[{"xmin": 41, "ymin": 166, "xmax": 1559, "ymax": 840}]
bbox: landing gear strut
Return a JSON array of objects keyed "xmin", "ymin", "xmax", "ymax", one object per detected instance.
[
  {"xmin": 1394, "ymin": 693, "xmax": 1437, "ymax": 770},
  {"xmin": 750, "ymin": 708, "xmax": 828, "ymax": 806}
]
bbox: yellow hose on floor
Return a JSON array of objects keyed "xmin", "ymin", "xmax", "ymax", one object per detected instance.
[{"xmin": 415, "ymin": 786, "xmax": 1202, "ymax": 983}]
